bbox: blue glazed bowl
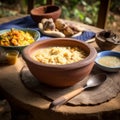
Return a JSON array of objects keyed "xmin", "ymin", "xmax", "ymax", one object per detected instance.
[
  {"xmin": 0, "ymin": 28, "xmax": 40, "ymax": 51},
  {"xmin": 95, "ymin": 51, "xmax": 120, "ymax": 72}
]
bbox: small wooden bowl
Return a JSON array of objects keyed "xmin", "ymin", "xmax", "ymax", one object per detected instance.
[
  {"xmin": 95, "ymin": 31, "xmax": 120, "ymax": 50},
  {"xmin": 95, "ymin": 37, "xmax": 117, "ymax": 50}
]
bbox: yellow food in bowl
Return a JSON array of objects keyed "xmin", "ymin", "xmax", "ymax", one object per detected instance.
[
  {"xmin": 0, "ymin": 28, "xmax": 35, "ymax": 46},
  {"xmin": 32, "ymin": 46, "xmax": 87, "ymax": 65},
  {"xmin": 98, "ymin": 56, "xmax": 120, "ymax": 67}
]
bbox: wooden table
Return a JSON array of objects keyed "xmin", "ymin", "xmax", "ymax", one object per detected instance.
[{"xmin": 0, "ymin": 15, "xmax": 120, "ymax": 120}]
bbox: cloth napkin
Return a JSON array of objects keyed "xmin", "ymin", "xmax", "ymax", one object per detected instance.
[{"xmin": 0, "ymin": 16, "xmax": 96, "ymax": 41}]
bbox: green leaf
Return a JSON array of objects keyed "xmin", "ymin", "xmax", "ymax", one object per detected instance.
[
  {"xmin": 81, "ymin": 1, "xmax": 87, "ymax": 6},
  {"xmin": 79, "ymin": 12, "xmax": 85, "ymax": 21},
  {"xmin": 85, "ymin": 17, "xmax": 93, "ymax": 24}
]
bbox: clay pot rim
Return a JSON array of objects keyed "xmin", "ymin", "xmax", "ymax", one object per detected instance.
[{"xmin": 22, "ymin": 38, "xmax": 97, "ymax": 70}]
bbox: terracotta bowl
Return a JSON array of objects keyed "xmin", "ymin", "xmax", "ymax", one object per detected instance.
[
  {"xmin": 95, "ymin": 30, "xmax": 120, "ymax": 50},
  {"xmin": 22, "ymin": 38, "xmax": 97, "ymax": 88},
  {"xmin": 30, "ymin": 5, "xmax": 61, "ymax": 23}
]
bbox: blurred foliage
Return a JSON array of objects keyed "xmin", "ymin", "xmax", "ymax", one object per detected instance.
[
  {"xmin": 0, "ymin": 0, "xmax": 120, "ymax": 26},
  {"xmin": 55, "ymin": 0, "xmax": 100, "ymax": 25},
  {"xmin": 110, "ymin": 0, "xmax": 120, "ymax": 14},
  {"xmin": 0, "ymin": 8, "xmax": 17, "ymax": 17},
  {"xmin": 33, "ymin": 0, "xmax": 100, "ymax": 25}
]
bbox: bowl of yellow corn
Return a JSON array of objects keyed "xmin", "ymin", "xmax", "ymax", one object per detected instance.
[{"xmin": 0, "ymin": 28, "xmax": 40, "ymax": 51}]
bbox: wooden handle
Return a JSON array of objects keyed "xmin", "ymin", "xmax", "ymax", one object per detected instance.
[{"xmin": 49, "ymin": 87, "xmax": 85, "ymax": 109}]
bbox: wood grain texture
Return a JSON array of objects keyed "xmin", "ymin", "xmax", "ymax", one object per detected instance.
[{"xmin": 20, "ymin": 65, "xmax": 120, "ymax": 106}]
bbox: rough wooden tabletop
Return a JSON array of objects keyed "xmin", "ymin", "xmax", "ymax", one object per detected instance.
[{"xmin": 0, "ymin": 15, "xmax": 120, "ymax": 120}]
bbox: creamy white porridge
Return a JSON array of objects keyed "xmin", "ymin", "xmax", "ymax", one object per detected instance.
[{"xmin": 32, "ymin": 46, "xmax": 87, "ymax": 65}]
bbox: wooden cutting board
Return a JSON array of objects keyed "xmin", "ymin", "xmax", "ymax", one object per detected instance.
[{"xmin": 20, "ymin": 65, "xmax": 120, "ymax": 106}]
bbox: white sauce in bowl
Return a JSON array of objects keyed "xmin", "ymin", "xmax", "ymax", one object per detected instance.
[{"xmin": 98, "ymin": 56, "xmax": 120, "ymax": 67}]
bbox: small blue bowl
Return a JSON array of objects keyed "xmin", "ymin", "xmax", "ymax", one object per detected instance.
[
  {"xmin": 95, "ymin": 51, "xmax": 120, "ymax": 72},
  {"xmin": 0, "ymin": 28, "xmax": 40, "ymax": 51}
]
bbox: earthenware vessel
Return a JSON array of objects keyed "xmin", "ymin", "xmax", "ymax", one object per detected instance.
[
  {"xmin": 22, "ymin": 38, "xmax": 97, "ymax": 87},
  {"xmin": 30, "ymin": 5, "xmax": 61, "ymax": 23}
]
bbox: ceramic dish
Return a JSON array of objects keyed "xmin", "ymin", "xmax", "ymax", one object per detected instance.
[
  {"xmin": 22, "ymin": 38, "xmax": 97, "ymax": 87},
  {"xmin": 95, "ymin": 51, "xmax": 120, "ymax": 72},
  {"xmin": 30, "ymin": 5, "xmax": 61, "ymax": 23},
  {"xmin": 38, "ymin": 18, "xmax": 83, "ymax": 38},
  {"xmin": 0, "ymin": 28, "xmax": 40, "ymax": 51}
]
